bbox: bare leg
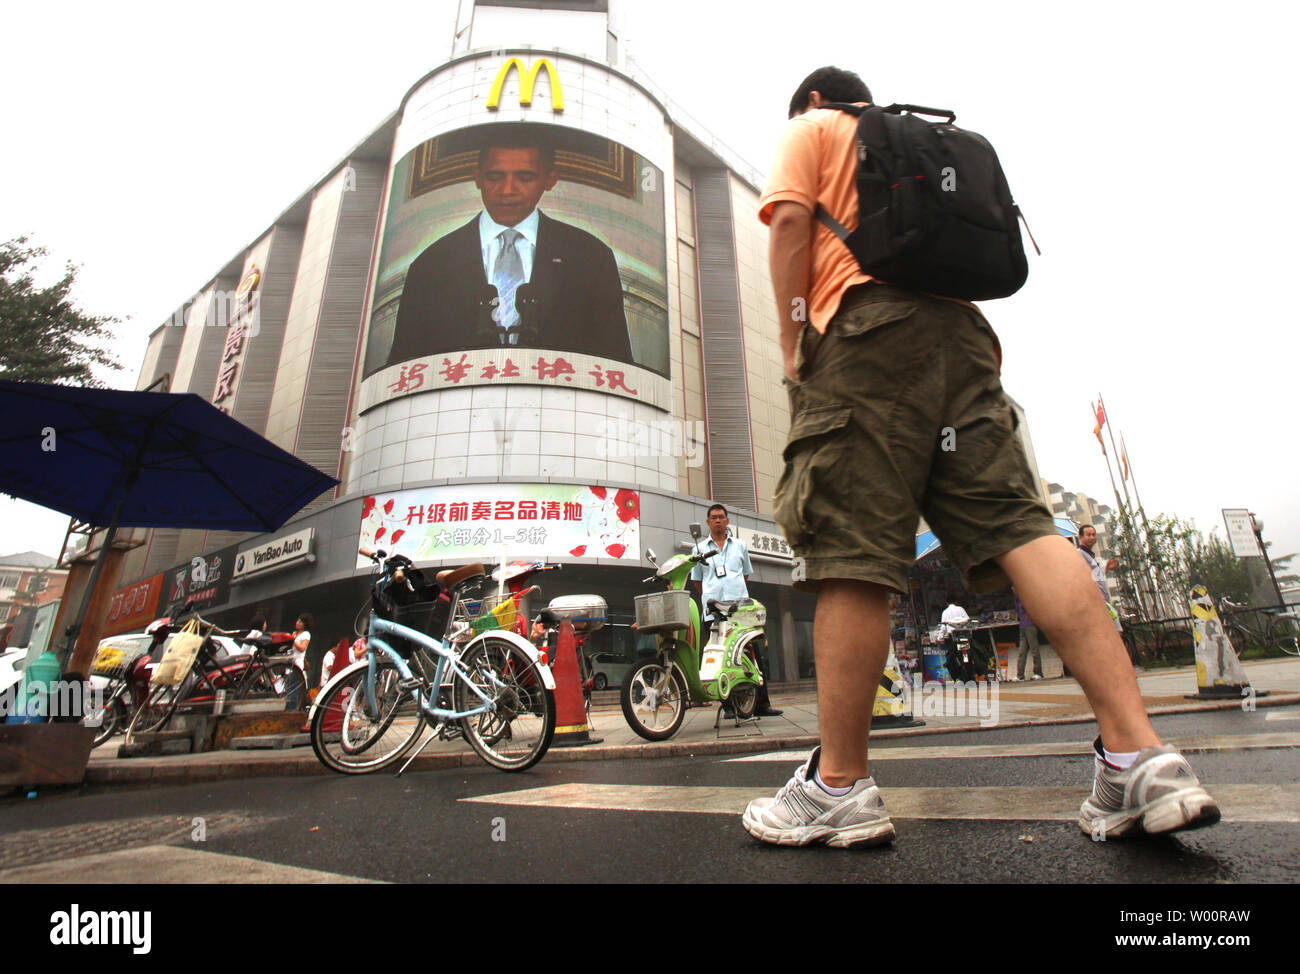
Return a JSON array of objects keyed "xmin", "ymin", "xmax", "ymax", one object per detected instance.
[
  {"xmin": 997, "ymin": 535, "xmax": 1158, "ymax": 751},
  {"xmin": 813, "ymin": 579, "xmax": 892, "ymax": 786}
]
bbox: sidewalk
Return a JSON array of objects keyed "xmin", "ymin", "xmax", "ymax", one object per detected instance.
[{"xmin": 82, "ymin": 659, "xmax": 1300, "ymax": 787}]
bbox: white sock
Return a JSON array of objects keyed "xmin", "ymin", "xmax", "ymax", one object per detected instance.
[
  {"xmin": 813, "ymin": 768, "xmax": 853, "ymax": 796},
  {"xmin": 1102, "ymin": 747, "xmax": 1140, "ymax": 770}
]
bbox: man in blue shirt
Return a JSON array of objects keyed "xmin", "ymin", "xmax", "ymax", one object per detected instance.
[{"xmin": 690, "ymin": 504, "xmax": 782, "ymax": 717}]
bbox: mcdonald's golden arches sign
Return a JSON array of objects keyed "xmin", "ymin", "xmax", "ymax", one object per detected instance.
[{"xmin": 487, "ymin": 57, "xmax": 564, "ymax": 112}]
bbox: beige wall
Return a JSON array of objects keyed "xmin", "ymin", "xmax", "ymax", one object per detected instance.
[
  {"xmin": 672, "ymin": 171, "xmax": 710, "ymax": 499},
  {"xmin": 731, "ymin": 176, "xmax": 787, "ymax": 515}
]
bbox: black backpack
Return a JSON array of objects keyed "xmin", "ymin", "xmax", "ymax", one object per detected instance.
[{"xmin": 815, "ymin": 103, "xmax": 1038, "ymax": 301}]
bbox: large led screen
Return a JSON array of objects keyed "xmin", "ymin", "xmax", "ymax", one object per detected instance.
[{"xmin": 363, "ymin": 122, "xmax": 668, "ymax": 403}]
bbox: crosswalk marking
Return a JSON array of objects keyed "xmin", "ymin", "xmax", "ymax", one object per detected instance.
[
  {"xmin": 463, "ymin": 782, "xmax": 1300, "ymax": 823},
  {"xmin": 724, "ymin": 731, "xmax": 1300, "ymax": 763},
  {"xmin": 0, "ymin": 845, "xmax": 382, "ymax": 884}
]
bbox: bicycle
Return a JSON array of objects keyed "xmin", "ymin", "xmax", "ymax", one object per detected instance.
[
  {"xmin": 126, "ymin": 615, "xmax": 304, "ymax": 737},
  {"xmin": 308, "ymin": 548, "xmax": 556, "ymax": 774},
  {"xmin": 1218, "ymin": 598, "xmax": 1300, "ymax": 657}
]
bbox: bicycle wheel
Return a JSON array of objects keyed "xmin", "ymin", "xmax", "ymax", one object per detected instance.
[
  {"xmin": 620, "ymin": 657, "xmax": 686, "ymax": 741},
  {"xmin": 310, "ymin": 657, "xmax": 425, "ymax": 775},
  {"xmin": 237, "ymin": 661, "xmax": 302, "ymax": 703},
  {"xmin": 455, "ymin": 636, "xmax": 555, "ymax": 772},
  {"xmin": 128, "ymin": 681, "xmax": 185, "ymax": 736},
  {"xmin": 88, "ymin": 696, "xmax": 127, "ymax": 747}
]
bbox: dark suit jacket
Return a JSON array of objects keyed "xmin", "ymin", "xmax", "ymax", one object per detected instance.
[{"xmin": 386, "ymin": 210, "xmax": 633, "ymax": 369}]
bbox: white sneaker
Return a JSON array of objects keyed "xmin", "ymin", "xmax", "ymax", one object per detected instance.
[
  {"xmin": 1031, "ymin": 674, "xmax": 1043, "ymax": 680},
  {"xmin": 1079, "ymin": 738, "xmax": 1220, "ymax": 838},
  {"xmin": 742, "ymin": 747, "xmax": 895, "ymax": 849}
]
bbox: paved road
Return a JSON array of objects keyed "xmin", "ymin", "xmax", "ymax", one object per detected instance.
[{"xmin": 4, "ymin": 705, "xmax": 1298, "ymax": 885}]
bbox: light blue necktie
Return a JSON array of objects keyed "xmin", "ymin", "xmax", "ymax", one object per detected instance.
[{"xmin": 492, "ymin": 228, "xmax": 523, "ymax": 344}]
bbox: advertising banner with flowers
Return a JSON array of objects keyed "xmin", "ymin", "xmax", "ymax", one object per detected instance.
[{"xmin": 357, "ymin": 484, "xmax": 640, "ymax": 568}]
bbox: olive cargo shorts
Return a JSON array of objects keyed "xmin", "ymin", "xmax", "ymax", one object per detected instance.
[{"xmin": 774, "ymin": 284, "xmax": 1057, "ymax": 595}]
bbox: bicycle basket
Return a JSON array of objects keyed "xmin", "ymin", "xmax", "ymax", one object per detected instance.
[
  {"xmin": 392, "ymin": 593, "xmax": 454, "ymax": 649},
  {"xmin": 634, "ymin": 590, "xmax": 692, "ymax": 634},
  {"xmin": 91, "ymin": 640, "xmax": 149, "ymax": 679},
  {"xmin": 460, "ymin": 592, "xmax": 519, "ymax": 635}
]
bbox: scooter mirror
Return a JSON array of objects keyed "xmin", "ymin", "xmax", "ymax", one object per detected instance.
[
  {"xmin": 645, "ymin": 548, "xmax": 657, "ymax": 565},
  {"xmin": 689, "ymin": 522, "xmax": 702, "ymax": 541}
]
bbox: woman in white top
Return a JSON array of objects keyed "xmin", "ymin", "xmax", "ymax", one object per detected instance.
[{"xmin": 288, "ymin": 613, "xmax": 312, "ymax": 709}]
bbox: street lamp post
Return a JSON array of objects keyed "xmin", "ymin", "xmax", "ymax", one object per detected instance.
[{"xmin": 1250, "ymin": 513, "xmax": 1287, "ymax": 608}]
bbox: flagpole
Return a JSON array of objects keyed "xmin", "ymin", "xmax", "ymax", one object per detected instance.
[
  {"xmin": 1099, "ymin": 393, "xmax": 1133, "ymax": 511},
  {"xmin": 1093, "ymin": 399, "xmax": 1153, "ymax": 618},
  {"xmin": 1092, "ymin": 401, "xmax": 1124, "ymax": 515},
  {"xmin": 1120, "ymin": 432, "xmax": 1175, "ymax": 615}
]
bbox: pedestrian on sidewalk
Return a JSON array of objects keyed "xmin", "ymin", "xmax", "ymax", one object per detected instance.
[
  {"xmin": 1014, "ymin": 596, "xmax": 1044, "ymax": 680},
  {"xmin": 745, "ymin": 65, "xmax": 1219, "ymax": 848},
  {"xmin": 287, "ymin": 613, "xmax": 312, "ymax": 711},
  {"xmin": 690, "ymin": 503, "xmax": 782, "ymax": 718},
  {"xmin": 1077, "ymin": 525, "xmax": 1122, "ymax": 632}
]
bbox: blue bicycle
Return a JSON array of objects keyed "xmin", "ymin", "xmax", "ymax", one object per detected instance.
[{"xmin": 309, "ymin": 548, "xmax": 557, "ymax": 773}]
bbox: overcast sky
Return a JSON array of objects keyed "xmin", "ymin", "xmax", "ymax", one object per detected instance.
[{"xmin": 2, "ymin": 0, "xmax": 1297, "ymax": 574}]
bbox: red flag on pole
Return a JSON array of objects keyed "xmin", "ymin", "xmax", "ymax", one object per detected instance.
[{"xmin": 1092, "ymin": 402, "xmax": 1106, "ymax": 453}]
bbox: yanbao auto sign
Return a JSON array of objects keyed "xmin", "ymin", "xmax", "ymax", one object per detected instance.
[
  {"xmin": 233, "ymin": 527, "xmax": 316, "ymax": 582},
  {"xmin": 357, "ymin": 485, "xmax": 639, "ymax": 567}
]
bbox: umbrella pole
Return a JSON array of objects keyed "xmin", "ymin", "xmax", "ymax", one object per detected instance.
[{"xmin": 60, "ymin": 496, "xmax": 127, "ymax": 683}]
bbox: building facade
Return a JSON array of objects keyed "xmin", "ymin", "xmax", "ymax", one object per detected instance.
[
  {"xmin": 1042, "ymin": 480, "xmax": 1115, "ymax": 558},
  {"xmin": 0, "ymin": 551, "xmax": 68, "ymax": 651},
  {"xmin": 102, "ymin": 0, "xmax": 1051, "ymax": 685}
]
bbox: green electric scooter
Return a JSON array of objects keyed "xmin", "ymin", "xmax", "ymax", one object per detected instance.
[{"xmin": 620, "ymin": 523, "xmax": 767, "ymax": 741}]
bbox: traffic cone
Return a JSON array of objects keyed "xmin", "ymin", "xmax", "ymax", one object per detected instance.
[
  {"xmin": 1185, "ymin": 583, "xmax": 1269, "ymax": 701},
  {"xmin": 873, "ymin": 647, "xmax": 924, "ymax": 728},
  {"xmin": 550, "ymin": 618, "xmax": 602, "ymax": 747}
]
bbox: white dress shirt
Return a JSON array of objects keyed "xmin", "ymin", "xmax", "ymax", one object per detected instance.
[{"xmin": 478, "ymin": 208, "xmax": 540, "ymax": 284}]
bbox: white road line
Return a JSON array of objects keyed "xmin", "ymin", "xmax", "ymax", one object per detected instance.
[
  {"xmin": 1265, "ymin": 712, "xmax": 1300, "ymax": 721},
  {"xmin": 463, "ymin": 783, "xmax": 1300, "ymax": 823},
  {"xmin": 0, "ymin": 846, "xmax": 383, "ymax": 885},
  {"xmin": 725, "ymin": 732, "xmax": 1300, "ymax": 763}
]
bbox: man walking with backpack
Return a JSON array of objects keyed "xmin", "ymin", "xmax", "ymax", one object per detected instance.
[{"xmin": 744, "ymin": 66, "xmax": 1219, "ymax": 848}]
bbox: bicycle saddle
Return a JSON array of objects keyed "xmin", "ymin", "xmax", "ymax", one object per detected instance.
[
  {"xmin": 436, "ymin": 563, "xmax": 486, "ymax": 587},
  {"xmin": 708, "ymin": 598, "xmax": 754, "ymax": 616}
]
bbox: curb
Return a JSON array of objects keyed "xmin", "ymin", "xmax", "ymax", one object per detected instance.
[{"xmin": 76, "ymin": 691, "xmax": 1300, "ymax": 789}]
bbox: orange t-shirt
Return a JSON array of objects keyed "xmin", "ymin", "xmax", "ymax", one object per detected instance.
[{"xmin": 759, "ymin": 105, "xmax": 872, "ymax": 333}]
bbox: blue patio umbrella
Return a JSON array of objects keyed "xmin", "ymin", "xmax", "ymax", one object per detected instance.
[{"xmin": 0, "ymin": 380, "xmax": 340, "ymax": 672}]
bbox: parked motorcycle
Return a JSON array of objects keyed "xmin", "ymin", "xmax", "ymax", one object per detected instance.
[
  {"xmin": 619, "ymin": 522, "xmax": 766, "ymax": 740},
  {"xmin": 84, "ymin": 619, "xmax": 174, "ymax": 746},
  {"xmin": 125, "ymin": 614, "xmax": 302, "ymax": 736},
  {"xmin": 944, "ymin": 625, "xmax": 995, "ymax": 683}
]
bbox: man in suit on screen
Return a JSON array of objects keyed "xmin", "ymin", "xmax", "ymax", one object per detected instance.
[{"xmin": 385, "ymin": 131, "xmax": 633, "ymax": 369}]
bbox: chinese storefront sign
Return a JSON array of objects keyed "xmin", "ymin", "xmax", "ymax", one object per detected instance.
[
  {"xmin": 359, "ymin": 348, "xmax": 671, "ymax": 412},
  {"xmin": 357, "ymin": 484, "xmax": 640, "ymax": 566},
  {"xmin": 102, "ymin": 574, "xmax": 165, "ymax": 637},
  {"xmin": 161, "ymin": 547, "xmax": 237, "ymax": 618},
  {"xmin": 735, "ymin": 526, "xmax": 794, "ymax": 561},
  {"xmin": 212, "ymin": 265, "xmax": 261, "ymax": 414}
]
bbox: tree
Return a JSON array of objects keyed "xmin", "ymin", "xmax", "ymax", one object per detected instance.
[
  {"xmin": 1108, "ymin": 504, "xmax": 1296, "ymax": 618},
  {"xmin": 0, "ymin": 236, "xmax": 122, "ymax": 386}
]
